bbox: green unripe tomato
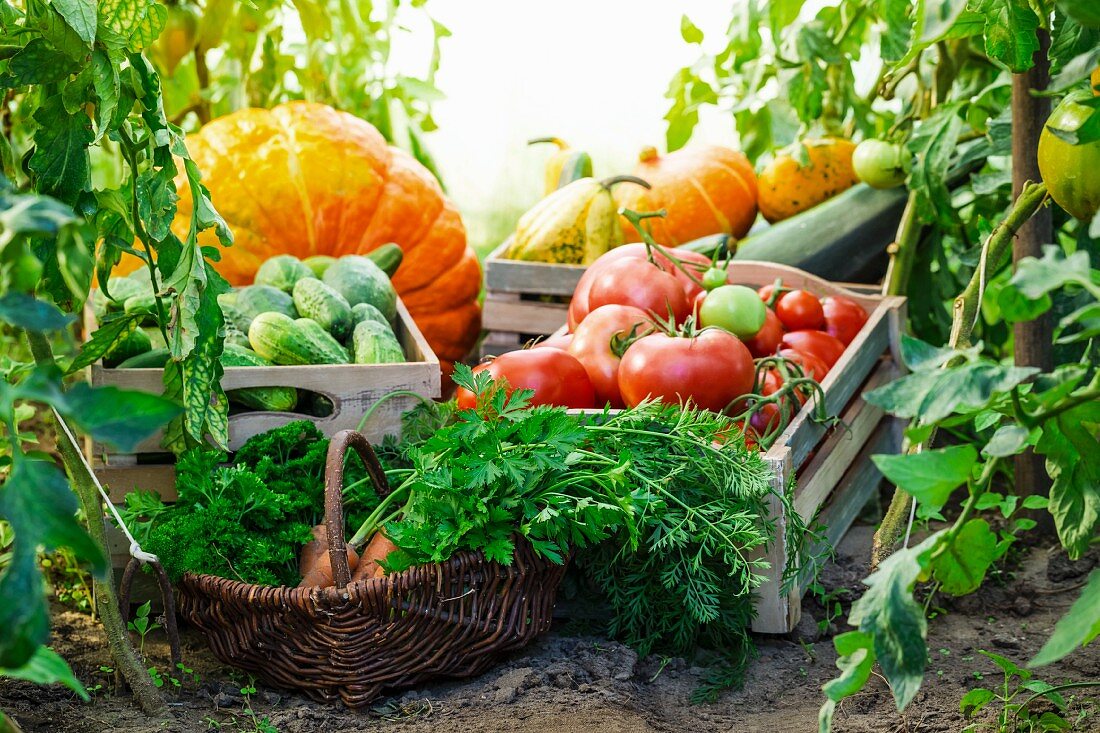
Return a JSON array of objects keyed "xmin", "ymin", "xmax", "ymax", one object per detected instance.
[
  {"xmin": 699, "ymin": 285, "xmax": 766, "ymax": 339},
  {"xmin": 1038, "ymin": 89, "xmax": 1100, "ymax": 221},
  {"xmin": 701, "ymin": 266, "xmax": 728, "ymax": 291},
  {"xmin": 8, "ymin": 253, "xmax": 42, "ymax": 293},
  {"xmin": 852, "ymin": 139, "xmax": 910, "ymax": 189}
]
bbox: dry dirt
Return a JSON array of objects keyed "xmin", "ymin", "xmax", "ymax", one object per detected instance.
[{"xmin": 2, "ymin": 526, "xmax": 1098, "ymax": 733}]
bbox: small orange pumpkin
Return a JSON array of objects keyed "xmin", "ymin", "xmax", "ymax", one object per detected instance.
[
  {"xmin": 118, "ymin": 102, "xmax": 480, "ymax": 366},
  {"xmin": 614, "ymin": 145, "xmax": 758, "ymax": 245},
  {"xmin": 756, "ymin": 138, "xmax": 859, "ymax": 223}
]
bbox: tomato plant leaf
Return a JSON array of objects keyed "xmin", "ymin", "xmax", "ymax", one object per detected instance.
[
  {"xmin": 52, "ymin": 0, "xmax": 97, "ymax": 46},
  {"xmin": 4, "ymin": 38, "xmax": 80, "ymax": 86},
  {"xmin": 848, "ymin": 533, "xmax": 940, "ymax": 710},
  {"xmin": 1050, "ymin": 46, "xmax": 1100, "ymax": 92},
  {"xmin": 0, "ymin": 458, "xmax": 105, "ymax": 668},
  {"xmin": 1035, "ymin": 401, "xmax": 1100, "ymax": 559},
  {"xmin": 1010, "ymin": 246, "xmax": 1093, "ymax": 299},
  {"xmin": 28, "ymin": 93, "xmax": 93, "ymax": 203},
  {"xmin": 0, "ymin": 293, "xmax": 73, "ymax": 332},
  {"xmin": 864, "ymin": 362, "xmax": 1037, "ymax": 425},
  {"xmin": 60, "ymin": 383, "xmax": 182, "ymax": 452},
  {"xmin": 24, "ymin": 0, "xmax": 86, "ymax": 61},
  {"xmin": 907, "ymin": 106, "xmax": 963, "ymax": 226},
  {"xmin": 920, "ymin": 0, "xmax": 970, "ymax": 44},
  {"xmin": 976, "ymin": 0, "xmax": 1040, "ymax": 72},
  {"xmin": 90, "ymin": 48, "xmax": 120, "ymax": 143},
  {"xmin": 1056, "ymin": 0, "xmax": 1100, "ymax": 30},
  {"xmin": 818, "ymin": 630, "xmax": 875, "ymax": 733},
  {"xmin": 872, "ymin": 445, "xmax": 976, "ymax": 511},
  {"xmin": 98, "ymin": 0, "xmax": 167, "ymax": 52},
  {"xmin": 982, "ymin": 424, "xmax": 1030, "ymax": 457},
  {"xmin": 1030, "ymin": 567, "xmax": 1100, "ymax": 667},
  {"xmin": 898, "ymin": 333, "xmax": 976, "ymax": 371},
  {"xmin": 0, "ymin": 645, "xmax": 89, "ymax": 701},
  {"xmin": 931, "ymin": 518, "xmax": 1000, "ymax": 595},
  {"xmin": 67, "ymin": 312, "xmax": 141, "ymax": 373}
]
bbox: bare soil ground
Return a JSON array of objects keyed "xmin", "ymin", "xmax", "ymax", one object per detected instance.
[{"xmin": 3, "ymin": 525, "xmax": 1098, "ymax": 733}]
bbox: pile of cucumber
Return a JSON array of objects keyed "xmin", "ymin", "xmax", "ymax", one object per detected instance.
[{"xmin": 91, "ymin": 245, "xmax": 406, "ymax": 414}]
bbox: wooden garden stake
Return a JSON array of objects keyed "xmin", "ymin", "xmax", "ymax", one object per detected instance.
[{"xmin": 1011, "ymin": 29, "xmax": 1054, "ymax": 530}]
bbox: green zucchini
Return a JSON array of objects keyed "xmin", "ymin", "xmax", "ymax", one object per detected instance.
[{"xmin": 115, "ymin": 348, "xmax": 170, "ymax": 369}]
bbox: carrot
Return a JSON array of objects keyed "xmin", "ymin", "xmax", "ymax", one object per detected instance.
[
  {"xmin": 351, "ymin": 531, "xmax": 398, "ymax": 582},
  {"xmin": 298, "ymin": 524, "xmax": 360, "ymax": 588}
]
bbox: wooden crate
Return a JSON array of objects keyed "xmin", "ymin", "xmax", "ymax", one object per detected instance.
[
  {"xmin": 480, "ymin": 238, "xmax": 585, "ymax": 356},
  {"xmin": 564, "ymin": 261, "xmax": 905, "ymax": 634},
  {"xmin": 84, "ymin": 297, "xmax": 440, "ymax": 498}
]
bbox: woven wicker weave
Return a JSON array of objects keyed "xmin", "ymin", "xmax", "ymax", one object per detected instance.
[{"xmin": 177, "ymin": 430, "xmax": 568, "ymax": 708}]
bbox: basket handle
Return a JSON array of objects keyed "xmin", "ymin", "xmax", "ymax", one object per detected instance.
[{"xmin": 323, "ymin": 429, "xmax": 391, "ymax": 589}]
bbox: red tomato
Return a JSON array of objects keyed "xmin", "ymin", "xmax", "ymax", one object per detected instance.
[
  {"xmin": 776, "ymin": 348, "xmax": 830, "ymax": 381},
  {"xmin": 618, "ymin": 329, "xmax": 754, "ymax": 412},
  {"xmin": 568, "ymin": 245, "xmax": 710, "ymax": 329},
  {"xmin": 567, "ymin": 304, "xmax": 653, "ymax": 408},
  {"xmin": 775, "ymin": 289, "xmax": 826, "ymax": 331},
  {"xmin": 587, "ymin": 257, "xmax": 692, "ymax": 324},
  {"xmin": 455, "ymin": 348, "xmax": 595, "ymax": 409},
  {"xmin": 743, "ymin": 307, "xmax": 784, "ymax": 358},
  {"xmin": 780, "ymin": 330, "xmax": 846, "ymax": 368},
  {"xmin": 757, "ymin": 283, "xmax": 782, "ymax": 306},
  {"xmin": 532, "ymin": 333, "xmax": 573, "ymax": 350},
  {"xmin": 822, "ymin": 295, "xmax": 869, "ymax": 346}
]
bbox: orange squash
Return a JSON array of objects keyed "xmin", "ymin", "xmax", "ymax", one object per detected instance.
[
  {"xmin": 117, "ymin": 102, "xmax": 480, "ymax": 365},
  {"xmin": 756, "ymin": 138, "xmax": 859, "ymax": 223},
  {"xmin": 614, "ymin": 145, "xmax": 758, "ymax": 245}
]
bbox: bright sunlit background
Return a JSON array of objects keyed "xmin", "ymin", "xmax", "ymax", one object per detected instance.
[{"xmin": 388, "ymin": 1, "xmax": 740, "ymax": 254}]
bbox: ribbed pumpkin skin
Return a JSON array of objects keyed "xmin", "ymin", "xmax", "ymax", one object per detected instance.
[
  {"xmin": 614, "ymin": 145, "xmax": 759, "ymax": 245},
  {"xmin": 118, "ymin": 102, "xmax": 480, "ymax": 364},
  {"xmin": 757, "ymin": 138, "xmax": 859, "ymax": 223}
]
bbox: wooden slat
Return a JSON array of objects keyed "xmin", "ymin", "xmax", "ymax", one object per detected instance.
[
  {"xmin": 482, "ymin": 296, "xmax": 569, "ymax": 335},
  {"xmin": 800, "ymin": 421, "xmax": 899, "ymax": 593},
  {"xmin": 484, "ymin": 238, "xmax": 586, "ymax": 296},
  {"xmin": 751, "ymin": 449, "xmax": 800, "ymax": 634},
  {"xmin": 794, "ymin": 360, "xmax": 900, "ymax": 522},
  {"xmin": 97, "ymin": 463, "xmax": 178, "ymax": 503}
]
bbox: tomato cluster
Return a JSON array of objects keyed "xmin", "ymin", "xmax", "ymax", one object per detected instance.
[{"xmin": 458, "ymin": 246, "xmax": 869, "ymax": 450}]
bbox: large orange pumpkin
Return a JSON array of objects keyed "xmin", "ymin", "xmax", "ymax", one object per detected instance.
[
  {"xmin": 614, "ymin": 145, "xmax": 758, "ymax": 245},
  {"xmin": 120, "ymin": 102, "xmax": 481, "ymax": 365}
]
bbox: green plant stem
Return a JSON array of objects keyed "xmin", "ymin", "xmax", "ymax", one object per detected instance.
[
  {"xmin": 116, "ymin": 126, "xmax": 170, "ymax": 348},
  {"xmin": 882, "ymin": 192, "xmax": 923, "ymax": 297},
  {"xmin": 872, "ymin": 182, "xmax": 1049, "ymax": 568},
  {"xmin": 24, "ymin": 331, "xmax": 168, "ymax": 719},
  {"xmin": 1013, "ymin": 681, "xmax": 1100, "ymax": 723}
]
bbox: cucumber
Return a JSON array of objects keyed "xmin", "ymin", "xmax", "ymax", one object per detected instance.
[
  {"xmin": 248, "ymin": 312, "xmax": 350, "ymax": 366},
  {"xmin": 292, "ymin": 278, "xmax": 354, "ymax": 341},
  {"xmin": 220, "ymin": 344, "xmax": 298, "ymax": 412},
  {"xmin": 367, "ymin": 243, "xmax": 404, "ymax": 277},
  {"xmin": 236, "ymin": 284, "xmax": 298, "ymax": 326},
  {"xmin": 115, "ymin": 348, "xmax": 170, "ymax": 369},
  {"xmin": 323, "ymin": 256, "xmax": 397, "ymax": 322},
  {"xmin": 303, "ymin": 255, "xmax": 337, "ymax": 279},
  {"xmin": 224, "ymin": 319, "xmax": 252, "ymax": 350},
  {"xmin": 92, "ymin": 277, "xmax": 148, "ymax": 319},
  {"xmin": 351, "ymin": 320, "xmax": 404, "ymax": 364},
  {"xmin": 254, "ymin": 254, "xmax": 313, "ymax": 293},
  {"xmin": 351, "ymin": 302, "xmax": 389, "ymax": 327}
]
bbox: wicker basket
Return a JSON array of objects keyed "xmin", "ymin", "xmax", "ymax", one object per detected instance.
[{"xmin": 177, "ymin": 430, "xmax": 569, "ymax": 708}]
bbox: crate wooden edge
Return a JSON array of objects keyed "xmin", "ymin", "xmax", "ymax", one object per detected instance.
[
  {"xmin": 484, "ymin": 237, "xmax": 587, "ymax": 297},
  {"xmin": 85, "ymin": 297, "xmax": 442, "ymax": 456}
]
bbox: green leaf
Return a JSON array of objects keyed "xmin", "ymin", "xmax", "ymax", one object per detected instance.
[
  {"xmin": 980, "ymin": 649, "xmax": 1029, "ymax": 679},
  {"xmin": 0, "ymin": 293, "xmax": 73, "ymax": 332},
  {"xmin": 865, "ymin": 363, "xmax": 1037, "ymax": 425},
  {"xmin": 960, "ymin": 687, "xmax": 995, "ymax": 716},
  {"xmin": 59, "ymin": 383, "xmax": 182, "ymax": 452},
  {"xmin": 91, "ymin": 48, "xmax": 120, "ymax": 143},
  {"xmin": 873, "ymin": 445, "xmax": 977, "ymax": 511},
  {"xmin": 0, "ymin": 458, "xmax": 105, "ymax": 667},
  {"xmin": 1036, "ymin": 401, "xmax": 1100, "ymax": 559},
  {"xmin": 982, "ymin": 424, "xmax": 1030, "ymax": 457},
  {"xmin": 0, "ymin": 646, "xmax": 88, "ymax": 701},
  {"xmin": 98, "ymin": 0, "xmax": 167, "ymax": 51},
  {"xmin": 25, "ymin": 1, "xmax": 87, "ymax": 60},
  {"xmin": 5, "ymin": 38, "xmax": 80, "ymax": 85},
  {"xmin": 899, "ymin": 333, "xmax": 974, "ymax": 371},
  {"xmin": 932, "ymin": 519, "xmax": 1000, "ymax": 595},
  {"xmin": 53, "ymin": 0, "xmax": 97, "ymax": 45},
  {"xmin": 907, "ymin": 107, "xmax": 963, "ymax": 226},
  {"xmin": 67, "ymin": 312, "xmax": 141, "ymax": 373},
  {"xmin": 28, "ymin": 93, "xmax": 93, "ymax": 203},
  {"xmin": 1010, "ymin": 246, "xmax": 1092, "ymax": 298},
  {"xmin": 1050, "ymin": 46, "xmax": 1100, "ymax": 92},
  {"xmin": 1030, "ymin": 567, "xmax": 1100, "ymax": 667},
  {"xmin": 680, "ymin": 15, "xmax": 704, "ymax": 44},
  {"xmin": 998, "ymin": 285, "xmax": 1052, "ymax": 323},
  {"xmin": 1057, "ymin": 0, "xmax": 1100, "ymax": 29},
  {"xmin": 819, "ymin": 630, "xmax": 875, "ymax": 732},
  {"xmin": 848, "ymin": 533, "xmax": 941, "ymax": 710},
  {"xmin": 920, "ymin": 0, "xmax": 970, "ymax": 43},
  {"xmin": 978, "ymin": 0, "xmax": 1041, "ymax": 72}
]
